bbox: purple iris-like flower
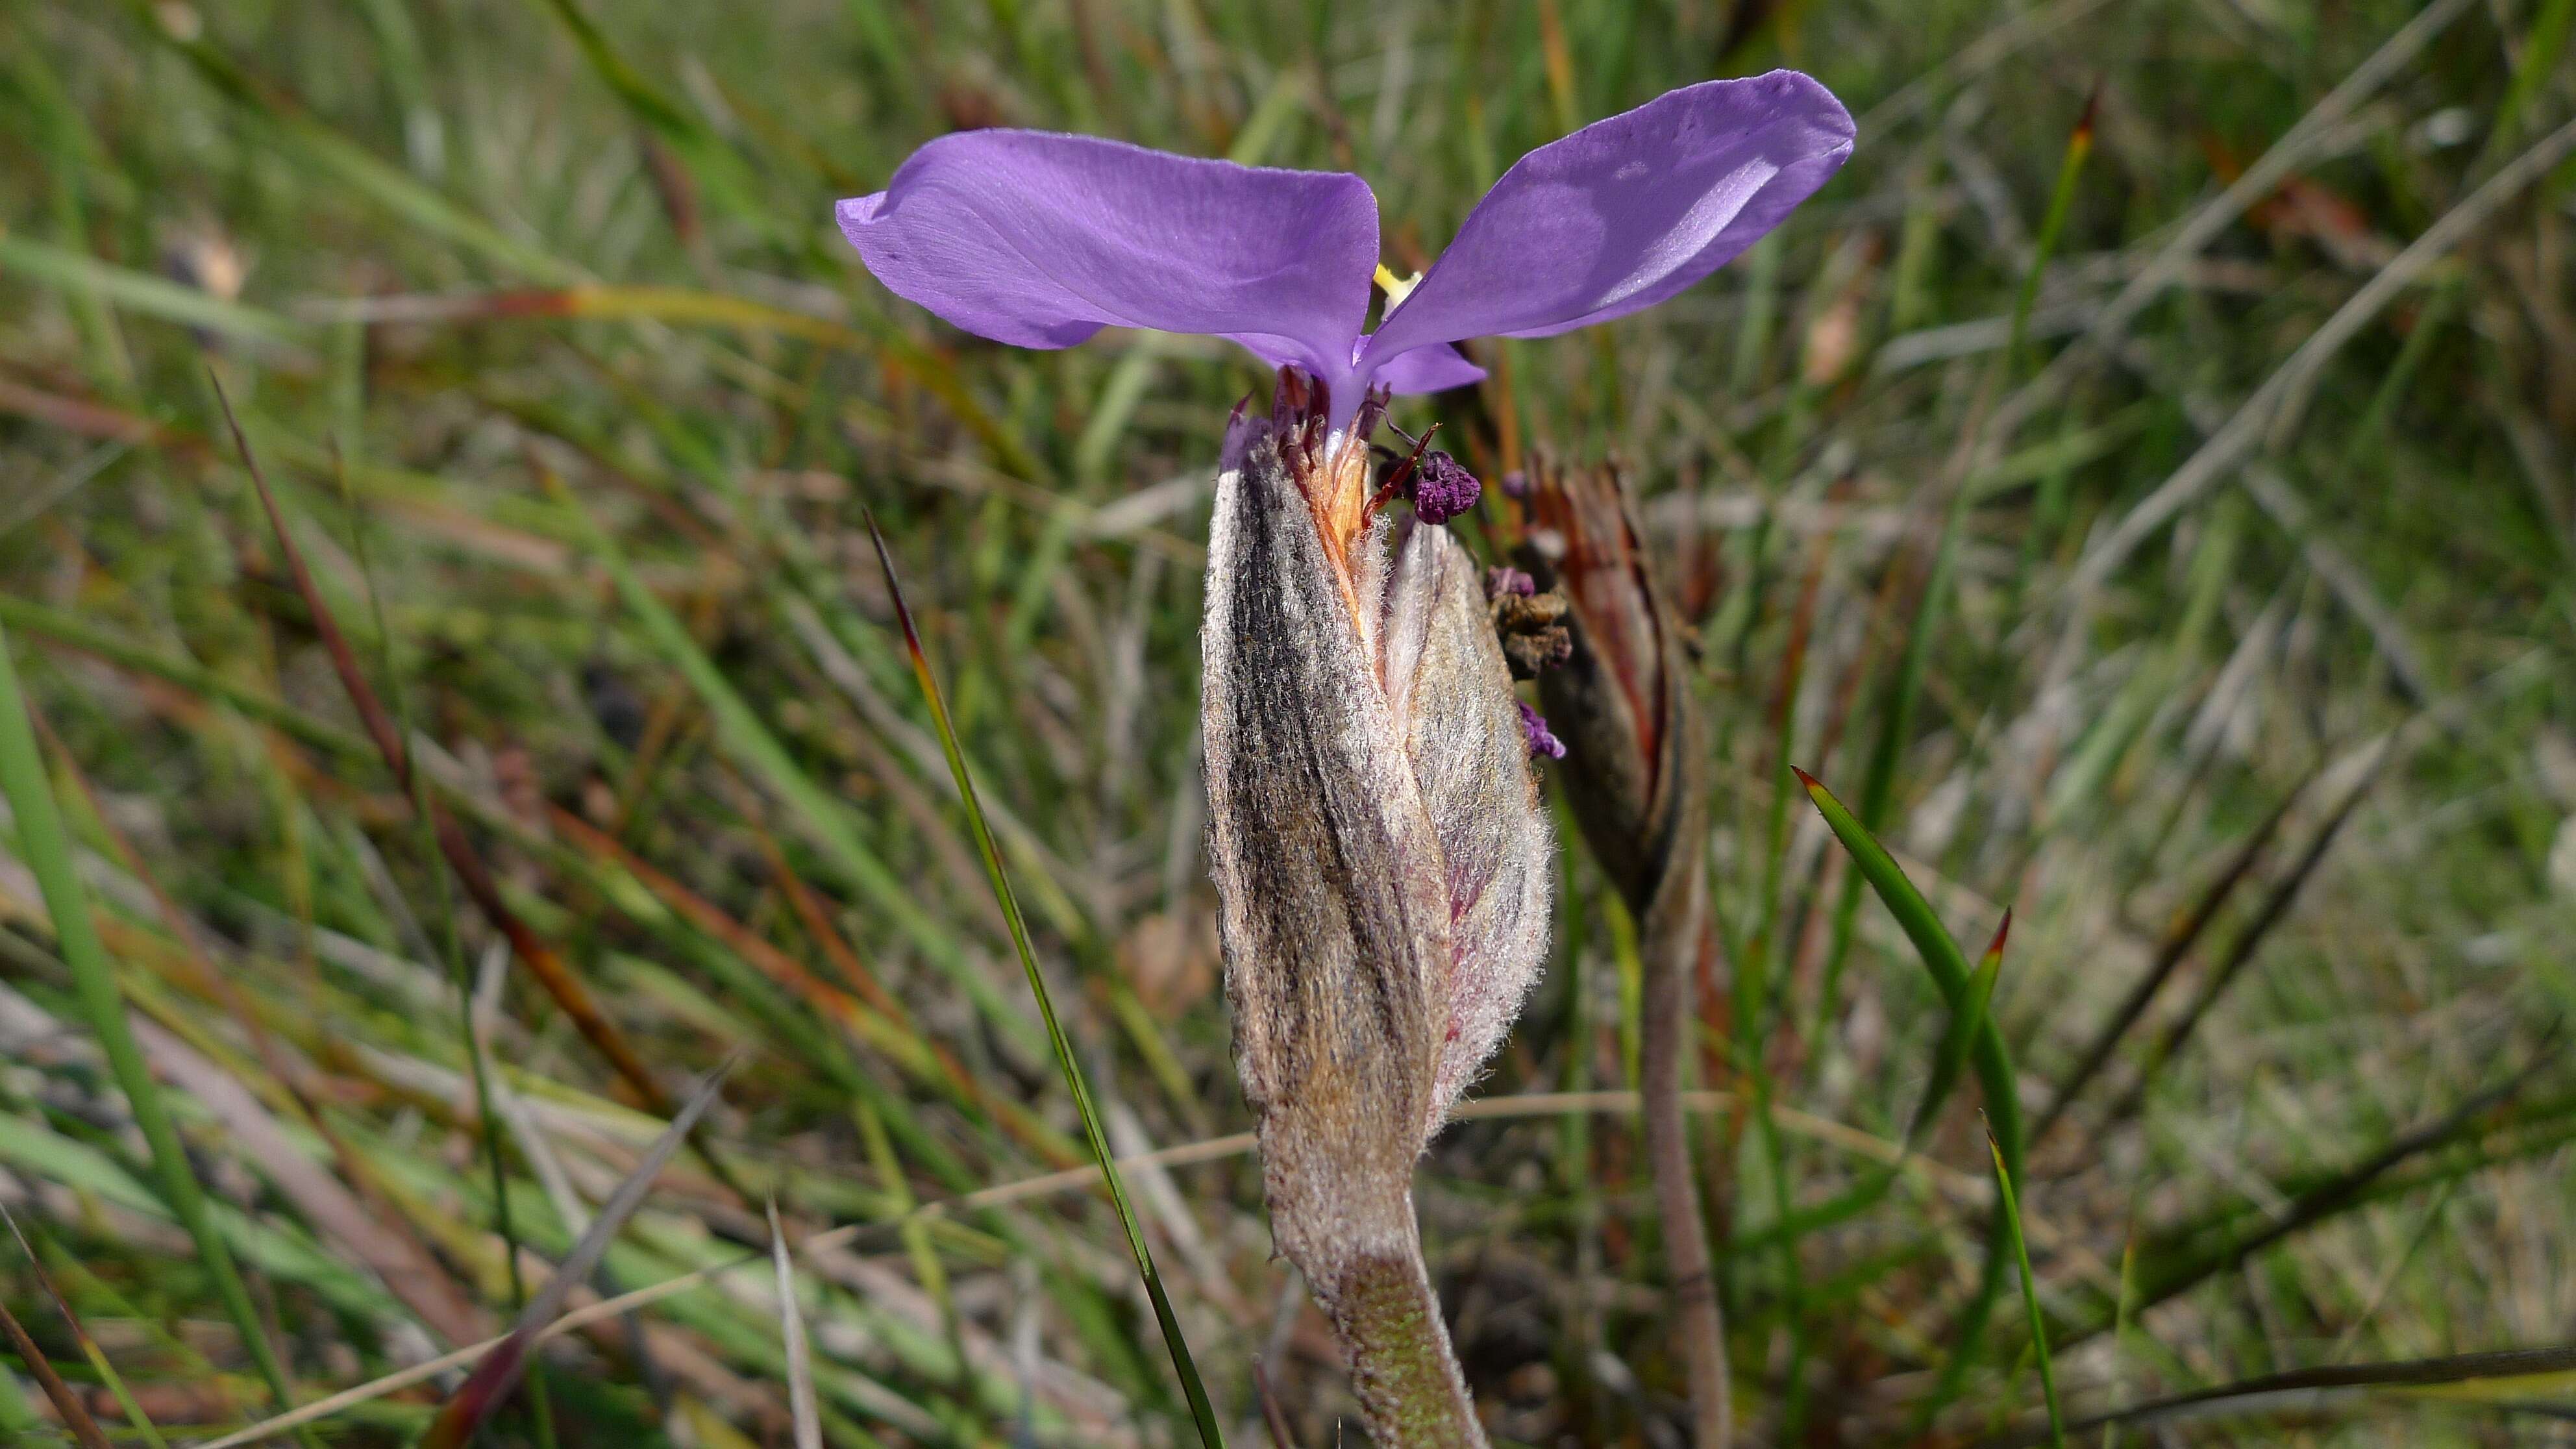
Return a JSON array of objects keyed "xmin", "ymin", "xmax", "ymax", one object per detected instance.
[
  {"xmin": 839, "ymin": 83, "xmax": 1850, "ymax": 1443},
  {"xmin": 839, "ymin": 71, "xmax": 1853, "ymax": 423}
]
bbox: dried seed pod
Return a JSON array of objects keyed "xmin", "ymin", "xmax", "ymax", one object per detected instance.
[{"xmin": 1522, "ymin": 454, "xmax": 1698, "ymax": 910}]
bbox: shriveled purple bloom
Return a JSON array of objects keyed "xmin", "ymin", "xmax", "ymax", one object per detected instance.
[
  {"xmin": 1485, "ymin": 565, "xmax": 1536, "ymax": 600},
  {"xmin": 1409, "ymin": 451, "xmax": 1482, "ymax": 524},
  {"xmin": 840, "ymin": 71, "xmax": 1853, "ymax": 421},
  {"xmin": 1376, "ymin": 425, "xmax": 1481, "ymax": 523},
  {"xmin": 1518, "ymin": 701, "xmax": 1567, "ymax": 761}
]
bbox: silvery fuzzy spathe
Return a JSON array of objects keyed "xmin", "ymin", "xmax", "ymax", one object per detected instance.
[{"xmin": 1198, "ymin": 382, "xmax": 1550, "ymax": 1436}]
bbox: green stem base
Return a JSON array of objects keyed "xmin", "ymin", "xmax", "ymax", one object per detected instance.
[{"xmin": 1315, "ymin": 1242, "xmax": 1486, "ymax": 1448}]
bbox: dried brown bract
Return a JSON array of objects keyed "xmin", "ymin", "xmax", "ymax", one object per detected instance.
[
  {"xmin": 1520, "ymin": 455, "xmax": 1702, "ymax": 908},
  {"xmin": 1520, "ymin": 454, "xmax": 1731, "ymax": 1448}
]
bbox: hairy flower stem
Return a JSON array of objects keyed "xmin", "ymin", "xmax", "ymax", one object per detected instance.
[{"xmin": 1316, "ymin": 1241, "xmax": 1486, "ymax": 1447}]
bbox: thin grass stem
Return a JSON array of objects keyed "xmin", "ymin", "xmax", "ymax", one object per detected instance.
[
  {"xmin": 0, "ymin": 617, "xmax": 308, "ymax": 1435},
  {"xmin": 865, "ymin": 515, "xmax": 1226, "ymax": 1448}
]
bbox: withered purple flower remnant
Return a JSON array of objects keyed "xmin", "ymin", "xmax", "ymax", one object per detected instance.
[{"xmin": 841, "ymin": 72, "xmax": 1849, "ymax": 1447}]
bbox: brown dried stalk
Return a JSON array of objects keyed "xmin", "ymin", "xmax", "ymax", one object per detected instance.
[{"xmin": 1524, "ymin": 454, "xmax": 1730, "ymax": 1448}]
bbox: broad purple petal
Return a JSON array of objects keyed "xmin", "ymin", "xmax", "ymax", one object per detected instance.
[
  {"xmin": 1359, "ymin": 72, "xmax": 1853, "ymax": 366},
  {"xmin": 840, "ymin": 130, "xmax": 1379, "ymax": 377},
  {"xmin": 1368, "ymin": 342, "xmax": 1487, "ymax": 395}
]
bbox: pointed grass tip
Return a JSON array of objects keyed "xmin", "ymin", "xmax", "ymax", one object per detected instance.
[{"xmin": 861, "ymin": 508, "xmax": 930, "ymax": 664}]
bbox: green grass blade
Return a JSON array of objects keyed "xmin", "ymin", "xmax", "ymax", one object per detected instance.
[
  {"xmin": 1987, "ymin": 1124, "xmax": 2066, "ymax": 1449},
  {"xmin": 1796, "ymin": 769, "xmax": 1987, "ymax": 1050},
  {"xmin": 2482, "ymin": 0, "xmax": 2576, "ymax": 166},
  {"xmin": 0, "ymin": 618, "xmax": 307, "ymax": 1430},
  {"xmin": 2005, "ymin": 86, "xmax": 2098, "ymax": 378},
  {"xmin": 865, "ymin": 514, "xmax": 1226, "ymax": 1449},
  {"xmin": 854, "ymin": 1098, "xmax": 971, "ymax": 1393},
  {"xmin": 2103, "ymin": 1218, "xmax": 2138, "ymax": 1449},
  {"xmin": 1795, "ymin": 767, "xmax": 2026, "ymax": 1417},
  {"xmin": 1907, "ymin": 910, "xmax": 2010, "ymax": 1148},
  {"xmin": 0, "ymin": 234, "xmax": 307, "ymax": 349},
  {"xmin": 0, "ymin": 1370, "xmax": 35, "ymax": 1441}
]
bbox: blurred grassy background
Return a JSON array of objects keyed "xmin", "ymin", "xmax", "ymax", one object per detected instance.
[{"xmin": 1, "ymin": 0, "xmax": 2573, "ymax": 1444}]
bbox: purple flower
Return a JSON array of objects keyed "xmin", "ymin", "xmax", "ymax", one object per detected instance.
[
  {"xmin": 839, "ymin": 72, "xmax": 1853, "ymax": 423},
  {"xmin": 836, "ymin": 83, "xmax": 1852, "ymax": 1441}
]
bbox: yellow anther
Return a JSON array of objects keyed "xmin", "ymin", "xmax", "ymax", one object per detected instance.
[{"xmin": 1373, "ymin": 264, "xmax": 1424, "ymax": 314}]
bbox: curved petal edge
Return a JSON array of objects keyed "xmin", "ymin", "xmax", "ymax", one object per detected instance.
[
  {"xmin": 841, "ymin": 129, "xmax": 1381, "ymax": 377},
  {"xmin": 1363, "ymin": 71, "xmax": 1854, "ymax": 362}
]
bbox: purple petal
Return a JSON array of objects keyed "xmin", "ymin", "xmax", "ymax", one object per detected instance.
[
  {"xmin": 840, "ymin": 130, "xmax": 1378, "ymax": 378},
  {"xmin": 1359, "ymin": 72, "xmax": 1853, "ymax": 368},
  {"xmin": 1368, "ymin": 341, "xmax": 1487, "ymax": 395}
]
